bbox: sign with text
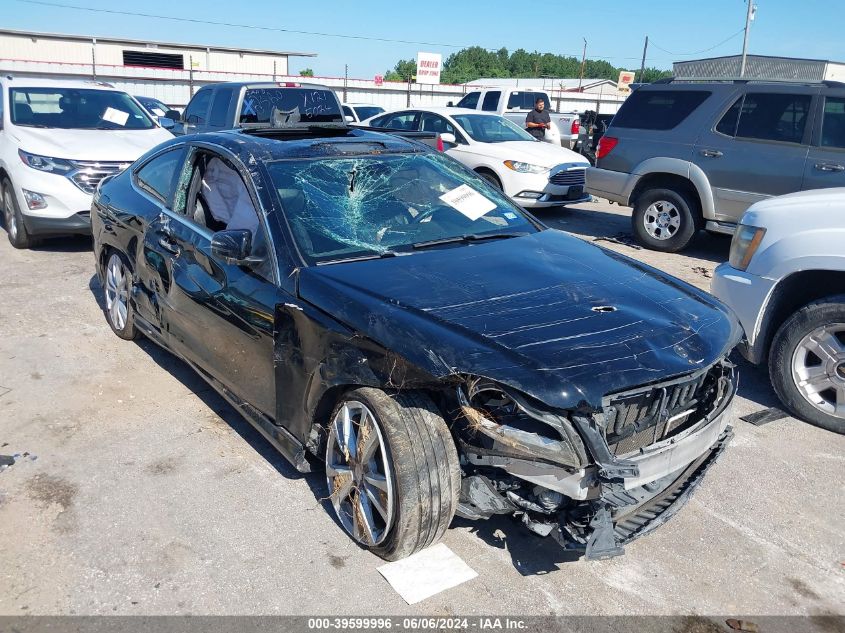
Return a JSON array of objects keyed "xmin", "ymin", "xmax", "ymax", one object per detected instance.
[
  {"xmin": 416, "ymin": 52, "xmax": 442, "ymax": 84},
  {"xmin": 618, "ymin": 70, "xmax": 636, "ymax": 93},
  {"xmin": 374, "ymin": 74, "xmax": 383, "ymax": 86}
]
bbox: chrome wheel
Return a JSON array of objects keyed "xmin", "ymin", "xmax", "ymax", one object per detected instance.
[
  {"xmin": 105, "ymin": 253, "xmax": 130, "ymax": 331},
  {"xmin": 791, "ymin": 323, "xmax": 845, "ymax": 419},
  {"xmin": 3, "ymin": 187, "xmax": 17, "ymax": 241},
  {"xmin": 325, "ymin": 401, "xmax": 395, "ymax": 546},
  {"xmin": 643, "ymin": 200, "xmax": 681, "ymax": 240}
]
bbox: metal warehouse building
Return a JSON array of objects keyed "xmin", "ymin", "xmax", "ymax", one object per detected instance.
[
  {"xmin": 673, "ymin": 54, "xmax": 845, "ymax": 82},
  {"xmin": 0, "ymin": 28, "xmax": 316, "ymax": 106}
]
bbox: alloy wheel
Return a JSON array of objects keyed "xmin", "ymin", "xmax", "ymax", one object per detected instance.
[
  {"xmin": 791, "ymin": 323, "xmax": 845, "ymax": 419},
  {"xmin": 325, "ymin": 401, "xmax": 395, "ymax": 546},
  {"xmin": 105, "ymin": 253, "xmax": 130, "ymax": 332},
  {"xmin": 3, "ymin": 188, "xmax": 17, "ymax": 242},
  {"xmin": 643, "ymin": 200, "xmax": 681, "ymax": 240}
]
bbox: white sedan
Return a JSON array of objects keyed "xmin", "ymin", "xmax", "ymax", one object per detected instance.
[{"xmin": 362, "ymin": 107, "xmax": 590, "ymax": 208}]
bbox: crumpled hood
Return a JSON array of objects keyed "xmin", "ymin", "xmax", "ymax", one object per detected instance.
[
  {"xmin": 12, "ymin": 126, "xmax": 173, "ymax": 162},
  {"xmin": 298, "ymin": 230, "xmax": 741, "ymax": 410},
  {"xmin": 471, "ymin": 140, "xmax": 588, "ymax": 169}
]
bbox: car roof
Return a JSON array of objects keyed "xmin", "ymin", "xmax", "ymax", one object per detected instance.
[
  {"xmin": 2, "ymin": 76, "xmax": 122, "ymax": 91},
  {"xmin": 397, "ymin": 106, "xmax": 495, "ymax": 117},
  {"xmin": 195, "ymin": 127, "xmax": 430, "ymax": 162},
  {"xmin": 344, "ymin": 103, "xmax": 382, "ymax": 107},
  {"xmin": 197, "ymin": 81, "xmax": 332, "ymax": 91}
]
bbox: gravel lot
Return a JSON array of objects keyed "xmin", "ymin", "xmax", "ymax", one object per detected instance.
[{"xmin": 0, "ymin": 199, "xmax": 843, "ymax": 618}]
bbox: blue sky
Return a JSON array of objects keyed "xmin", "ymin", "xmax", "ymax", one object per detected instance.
[{"xmin": 5, "ymin": 0, "xmax": 844, "ymax": 79}]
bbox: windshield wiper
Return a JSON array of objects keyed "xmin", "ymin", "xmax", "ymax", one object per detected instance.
[
  {"xmin": 412, "ymin": 232, "xmax": 528, "ymax": 250},
  {"xmin": 316, "ymin": 250, "xmax": 401, "ymax": 265}
]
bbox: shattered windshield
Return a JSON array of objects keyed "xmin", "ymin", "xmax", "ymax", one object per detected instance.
[{"xmin": 267, "ymin": 151, "xmax": 538, "ymax": 264}]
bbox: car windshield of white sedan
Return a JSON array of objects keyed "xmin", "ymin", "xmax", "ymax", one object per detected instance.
[
  {"xmin": 11, "ymin": 88, "xmax": 155, "ymax": 130},
  {"xmin": 452, "ymin": 114, "xmax": 536, "ymax": 143},
  {"xmin": 267, "ymin": 152, "xmax": 537, "ymax": 264}
]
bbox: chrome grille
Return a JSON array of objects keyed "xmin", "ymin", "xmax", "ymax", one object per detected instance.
[
  {"xmin": 69, "ymin": 160, "xmax": 131, "ymax": 194},
  {"xmin": 549, "ymin": 168, "xmax": 586, "ymax": 186}
]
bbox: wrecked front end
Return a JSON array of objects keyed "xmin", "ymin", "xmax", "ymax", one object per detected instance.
[{"xmin": 452, "ymin": 359, "xmax": 737, "ymax": 560}]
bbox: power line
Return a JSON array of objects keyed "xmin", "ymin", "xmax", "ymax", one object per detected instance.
[
  {"xmin": 649, "ymin": 28, "xmax": 746, "ymax": 58},
  {"xmin": 17, "ymin": 0, "xmax": 674, "ymax": 64}
]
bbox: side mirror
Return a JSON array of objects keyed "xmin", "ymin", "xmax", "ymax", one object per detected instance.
[
  {"xmin": 164, "ymin": 109, "xmax": 182, "ymax": 122},
  {"xmin": 345, "ymin": 114, "xmax": 355, "ymax": 123},
  {"xmin": 446, "ymin": 101, "xmax": 454, "ymax": 107},
  {"xmin": 440, "ymin": 132, "xmax": 456, "ymax": 145},
  {"xmin": 211, "ymin": 230, "xmax": 261, "ymax": 265},
  {"xmin": 158, "ymin": 116, "xmax": 176, "ymax": 129}
]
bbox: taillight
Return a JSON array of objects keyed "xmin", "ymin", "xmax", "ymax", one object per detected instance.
[
  {"xmin": 570, "ymin": 119, "xmax": 580, "ymax": 135},
  {"xmin": 596, "ymin": 136, "xmax": 618, "ymax": 160}
]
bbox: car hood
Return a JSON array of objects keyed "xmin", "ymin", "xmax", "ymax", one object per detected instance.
[
  {"xmin": 742, "ymin": 187, "xmax": 845, "ymax": 226},
  {"xmin": 11, "ymin": 126, "xmax": 173, "ymax": 162},
  {"xmin": 298, "ymin": 230, "xmax": 741, "ymax": 411},
  {"xmin": 470, "ymin": 140, "xmax": 588, "ymax": 169}
]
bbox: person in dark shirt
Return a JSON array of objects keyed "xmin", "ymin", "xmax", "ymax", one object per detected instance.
[{"xmin": 525, "ymin": 97, "xmax": 551, "ymax": 140}]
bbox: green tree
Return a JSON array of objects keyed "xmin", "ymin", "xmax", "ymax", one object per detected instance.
[
  {"xmin": 299, "ymin": 68, "xmax": 314, "ymax": 77},
  {"xmin": 384, "ymin": 59, "xmax": 417, "ymax": 82}
]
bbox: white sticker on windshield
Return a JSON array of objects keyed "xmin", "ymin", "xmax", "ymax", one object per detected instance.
[
  {"xmin": 439, "ymin": 184, "xmax": 497, "ymax": 221},
  {"xmin": 102, "ymin": 107, "xmax": 129, "ymax": 126}
]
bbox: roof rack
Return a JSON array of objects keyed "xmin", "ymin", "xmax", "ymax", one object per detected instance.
[{"xmin": 654, "ymin": 76, "xmax": 845, "ymax": 89}]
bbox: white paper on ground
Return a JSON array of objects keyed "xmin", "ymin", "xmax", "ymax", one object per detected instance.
[
  {"xmin": 376, "ymin": 543, "xmax": 478, "ymax": 604},
  {"xmin": 102, "ymin": 107, "xmax": 129, "ymax": 126},
  {"xmin": 439, "ymin": 184, "xmax": 497, "ymax": 221}
]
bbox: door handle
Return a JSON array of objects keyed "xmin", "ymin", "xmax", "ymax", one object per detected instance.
[
  {"xmin": 700, "ymin": 149, "xmax": 723, "ymax": 158},
  {"xmin": 814, "ymin": 162, "xmax": 845, "ymax": 172},
  {"xmin": 158, "ymin": 236, "xmax": 181, "ymax": 255}
]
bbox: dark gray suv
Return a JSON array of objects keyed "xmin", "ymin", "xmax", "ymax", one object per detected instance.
[{"xmin": 586, "ymin": 79, "xmax": 845, "ymax": 251}]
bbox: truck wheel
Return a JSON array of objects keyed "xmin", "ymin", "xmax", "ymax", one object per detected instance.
[
  {"xmin": 769, "ymin": 297, "xmax": 845, "ymax": 435},
  {"xmin": 324, "ymin": 388, "xmax": 460, "ymax": 561},
  {"xmin": 632, "ymin": 187, "xmax": 700, "ymax": 252},
  {"xmin": 2, "ymin": 177, "xmax": 36, "ymax": 249}
]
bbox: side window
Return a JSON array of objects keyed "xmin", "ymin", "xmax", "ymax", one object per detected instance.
[
  {"xmin": 481, "ymin": 91, "xmax": 500, "ymax": 112},
  {"xmin": 821, "ymin": 97, "xmax": 845, "ymax": 149},
  {"xmin": 369, "ymin": 114, "xmax": 387, "ymax": 127},
  {"xmin": 420, "ymin": 112, "xmax": 456, "ymax": 136},
  {"xmin": 381, "ymin": 112, "xmax": 419, "ymax": 130},
  {"xmin": 208, "ymin": 88, "xmax": 234, "ymax": 127},
  {"xmin": 733, "ymin": 93, "xmax": 812, "ymax": 144},
  {"xmin": 342, "ymin": 105, "xmax": 353, "ymax": 118},
  {"xmin": 135, "ymin": 148, "xmax": 186, "ymax": 206},
  {"xmin": 612, "ymin": 90, "xmax": 712, "ymax": 130},
  {"xmin": 456, "ymin": 91, "xmax": 481, "ymax": 109},
  {"xmin": 184, "ymin": 88, "xmax": 212, "ymax": 125},
  {"xmin": 716, "ymin": 97, "xmax": 742, "ymax": 136}
]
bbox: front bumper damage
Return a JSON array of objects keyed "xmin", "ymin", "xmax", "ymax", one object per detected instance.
[{"xmin": 454, "ymin": 360, "xmax": 737, "ymax": 560}]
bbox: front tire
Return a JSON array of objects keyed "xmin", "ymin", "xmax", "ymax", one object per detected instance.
[
  {"xmin": 324, "ymin": 388, "xmax": 460, "ymax": 560},
  {"xmin": 2, "ymin": 177, "xmax": 36, "ymax": 249},
  {"xmin": 476, "ymin": 169, "xmax": 502, "ymax": 190},
  {"xmin": 103, "ymin": 251, "xmax": 138, "ymax": 340},
  {"xmin": 769, "ymin": 297, "xmax": 845, "ymax": 434},
  {"xmin": 632, "ymin": 187, "xmax": 700, "ymax": 252}
]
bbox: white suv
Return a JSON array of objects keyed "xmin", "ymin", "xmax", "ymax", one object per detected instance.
[
  {"xmin": 711, "ymin": 188, "xmax": 845, "ymax": 434},
  {"xmin": 0, "ymin": 77, "xmax": 173, "ymax": 248}
]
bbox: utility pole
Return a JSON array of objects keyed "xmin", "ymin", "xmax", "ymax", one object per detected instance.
[
  {"xmin": 189, "ymin": 55, "xmax": 194, "ymax": 96},
  {"xmin": 578, "ymin": 38, "xmax": 587, "ymax": 91},
  {"xmin": 740, "ymin": 1, "xmax": 756, "ymax": 77},
  {"xmin": 639, "ymin": 36, "xmax": 648, "ymax": 83},
  {"xmin": 343, "ymin": 64, "xmax": 348, "ymax": 102}
]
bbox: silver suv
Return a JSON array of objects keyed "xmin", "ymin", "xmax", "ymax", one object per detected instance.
[{"xmin": 586, "ymin": 79, "xmax": 845, "ymax": 252}]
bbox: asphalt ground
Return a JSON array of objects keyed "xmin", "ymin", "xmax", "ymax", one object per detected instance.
[{"xmin": 0, "ymin": 199, "xmax": 843, "ymax": 620}]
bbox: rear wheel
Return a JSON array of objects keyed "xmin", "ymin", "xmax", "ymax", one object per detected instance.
[
  {"xmin": 632, "ymin": 187, "xmax": 700, "ymax": 252},
  {"xmin": 2, "ymin": 177, "xmax": 36, "ymax": 249},
  {"xmin": 769, "ymin": 297, "xmax": 845, "ymax": 434},
  {"xmin": 324, "ymin": 388, "xmax": 460, "ymax": 560},
  {"xmin": 103, "ymin": 251, "xmax": 138, "ymax": 340}
]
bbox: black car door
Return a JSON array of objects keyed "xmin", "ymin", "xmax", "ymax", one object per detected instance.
[{"xmin": 146, "ymin": 144, "xmax": 279, "ymax": 418}]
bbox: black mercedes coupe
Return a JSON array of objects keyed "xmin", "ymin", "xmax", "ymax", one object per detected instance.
[{"xmin": 92, "ymin": 86, "xmax": 740, "ymax": 561}]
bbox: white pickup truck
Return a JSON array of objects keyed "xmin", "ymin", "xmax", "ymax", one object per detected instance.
[{"xmin": 450, "ymin": 88, "xmax": 580, "ymax": 149}]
